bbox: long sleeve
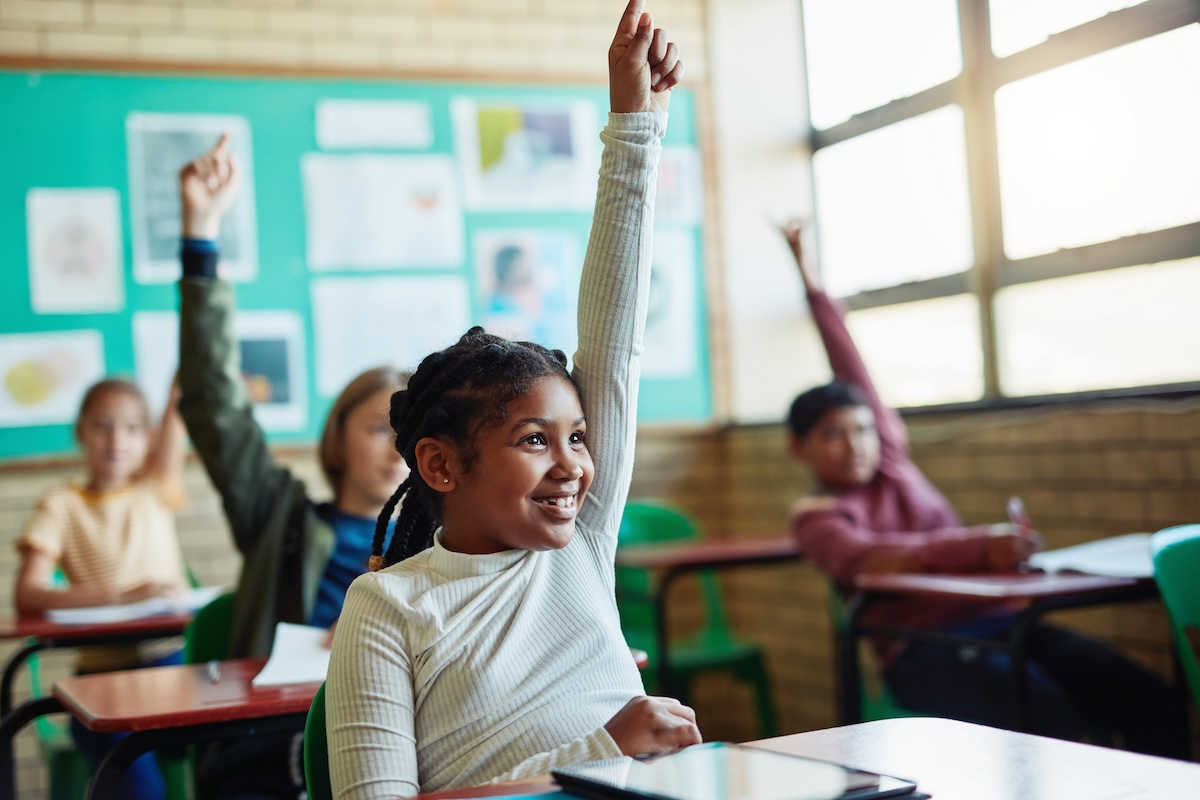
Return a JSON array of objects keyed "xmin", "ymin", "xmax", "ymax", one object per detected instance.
[
  {"xmin": 572, "ymin": 112, "xmax": 665, "ymax": 554},
  {"xmin": 806, "ymin": 288, "xmax": 908, "ymax": 466},
  {"xmin": 177, "ymin": 277, "xmax": 297, "ymax": 554}
]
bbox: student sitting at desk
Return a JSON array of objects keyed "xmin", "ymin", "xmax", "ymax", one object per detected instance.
[
  {"xmin": 176, "ymin": 137, "xmax": 409, "ymax": 797},
  {"xmin": 325, "ymin": 3, "xmax": 699, "ymax": 798},
  {"xmin": 14, "ymin": 377, "xmax": 189, "ymax": 800},
  {"xmin": 779, "ymin": 220, "xmax": 1188, "ymax": 758}
]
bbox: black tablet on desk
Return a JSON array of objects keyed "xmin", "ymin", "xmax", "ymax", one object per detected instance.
[{"xmin": 552, "ymin": 742, "xmax": 919, "ymax": 800}]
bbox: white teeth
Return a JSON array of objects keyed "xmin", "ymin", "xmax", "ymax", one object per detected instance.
[{"xmin": 555, "ymin": 497, "xmax": 567, "ymax": 508}]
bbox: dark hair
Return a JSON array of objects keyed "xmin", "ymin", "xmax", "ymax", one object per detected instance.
[
  {"xmin": 371, "ymin": 327, "xmax": 576, "ymax": 570},
  {"xmin": 786, "ymin": 379, "xmax": 868, "ymax": 439},
  {"xmin": 318, "ymin": 366, "xmax": 411, "ymax": 497},
  {"xmin": 75, "ymin": 379, "xmax": 150, "ymax": 439}
]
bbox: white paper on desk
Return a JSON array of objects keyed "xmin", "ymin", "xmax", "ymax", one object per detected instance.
[
  {"xmin": 251, "ymin": 623, "xmax": 331, "ymax": 687},
  {"xmin": 46, "ymin": 586, "xmax": 225, "ymax": 625},
  {"xmin": 1029, "ymin": 533, "xmax": 1154, "ymax": 578}
]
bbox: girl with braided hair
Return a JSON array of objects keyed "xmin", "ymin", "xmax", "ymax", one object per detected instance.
[{"xmin": 325, "ymin": 3, "xmax": 698, "ymax": 798}]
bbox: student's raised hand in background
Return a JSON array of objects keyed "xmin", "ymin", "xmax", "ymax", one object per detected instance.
[
  {"xmin": 179, "ymin": 132, "xmax": 240, "ymax": 240},
  {"xmin": 984, "ymin": 523, "xmax": 1044, "ymax": 572},
  {"xmin": 778, "ymin": 218, "xmax": 819, "ymax": 294},
  {"xmin": 609, "ymin": 0, "xmax": 683, "ymax": 114},
  {"xmin": 604, "ymin": 695, "xmax": 702, "ymax": 756}
]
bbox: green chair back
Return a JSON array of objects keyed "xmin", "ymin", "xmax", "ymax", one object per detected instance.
[
  {"xmin": 304, "ymin": 683, "xmax": 332, "ymax": 800},
  {"xmin": 1150, "ymin": 524, "xmax": 1200, "ymax": 712},
  {"xmin": 183, "ymin": 591, "xmax": 236, "ymax": 664}
]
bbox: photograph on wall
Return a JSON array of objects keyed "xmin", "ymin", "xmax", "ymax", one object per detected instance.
[
  {"xmin": 311, "ymin": 275, "xmax": 471, "ymax": 396},
  {"xmin": 451, "ymin": 98, "xmax": 598, "ymax": 210},
  {"xmin": 0, "ymin": 330, "xmax": 105, "ymax": 427},
  {"xmin": 26, "ymin": 188, "xmax": 125, "ymax": 314},
  {"xmin": 643, "ymin": 229, "xmax": 699, "ymax": 378},
  {"xmin": 302, "ymin": 154, "xmax": 463, "ymax": 270},
  {"xmin": 315, "ymin": 99, "xmax": 434, "ymax": 150},
  {"xmin": 473, "ymin": 230, "xmax": 581, "ymax": 357},
  {"xmin": 133, "ymin": 310, "xmax": 306, "ymax": 431},
  {"xmin": 127, "ymin": 113, "xmax": 257, "ymax": 283},
  {"xmin": 656, "ymin": 147, "xmax": 704, "ymax": 225}
]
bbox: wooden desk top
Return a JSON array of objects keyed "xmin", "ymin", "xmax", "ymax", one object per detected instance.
[
  {"xmin": 53, "ymin": 657, "xmax": 319, "ymax": 733},
  {"xmin": 0, "ymin": 611, "xmax": 193, "ymax": 641},
  {"xmin": 614, "ymin": 536, "xmax": 798, "ymax": 570},
  {"xmin": 854, "ymin": 571, "xmax": 1151, "ymax": 600},
  {"xmin": 752, "ymin": 717, "xmax": 1200, "ymax": 799}
]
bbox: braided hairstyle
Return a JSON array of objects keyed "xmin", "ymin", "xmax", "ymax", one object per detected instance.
[{"xmin": 370, "ymin": 327, "xmax": 576, "ymax": 570}]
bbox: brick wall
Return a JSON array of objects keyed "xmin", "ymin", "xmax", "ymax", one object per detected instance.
[{"xmin": 0, "ymin": 0, "xmax": 708, "ymax": 77}]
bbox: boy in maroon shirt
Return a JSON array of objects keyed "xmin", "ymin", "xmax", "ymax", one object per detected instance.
[{"xmin": 780, "ymin": 220, "xmax": 1187, "ymax": 758}]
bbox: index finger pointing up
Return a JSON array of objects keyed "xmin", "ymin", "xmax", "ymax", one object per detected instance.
[{"xmin": 616, "ymin": 0, "xmax": 646, "ymax": 38}]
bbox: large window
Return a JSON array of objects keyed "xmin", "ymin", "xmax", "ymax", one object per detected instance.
[{"xmin": 801, "ymin": 0, "xmax": 1200, "ymax": 408}]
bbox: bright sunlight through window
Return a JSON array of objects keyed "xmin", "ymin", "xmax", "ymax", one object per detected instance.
[{"xmin": 989, "ymin": 0, "xmax": 1147, "ymax": 58}]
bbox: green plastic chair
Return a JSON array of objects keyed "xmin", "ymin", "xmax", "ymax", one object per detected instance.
[
  {"xmin": 182, "ymin": 591, "xmax": 237, "ymax": 665},
  {"xmin": 825, "ymin": 583, "xmax": 922, "ymax": 723},
  {"xmin": 616, "ymin": 500, "xmax": 776, "ymax": 737},
  {"xmin": 304, "ymin": 683, "xmax": 332, "ymax": 800},
  {"xmin": 1150, "ymin": 524, "xmax": 1200, "ymax": 713}
]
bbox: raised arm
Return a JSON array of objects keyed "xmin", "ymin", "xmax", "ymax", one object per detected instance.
[
  {"xmin": 572, "ymin": 0, "xmax": 681, "ymax": 544},
  {"xmin": 176, "ymin": 135, "xmax": 296, "ymax": 553},
  {"xmin": 146, "ymin": 379, "xmax": 188, "ymax": 510},
  {"xmin": 779, "ymin": 219, "xmax": 908, "ymax": 461}
]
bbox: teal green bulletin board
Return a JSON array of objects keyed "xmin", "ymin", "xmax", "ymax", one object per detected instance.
[{"xmin": 0, "ymin": 70, "xmax": 711, "ymax": 461}]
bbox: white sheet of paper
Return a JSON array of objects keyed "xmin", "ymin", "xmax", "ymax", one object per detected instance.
[
  {"xmin": 642, "ymin": 229, "xmax": 699, "ymax": 378},
  {"xmin": 311, "ymin": 275, "xmax": 471, "ymax": 395},
  {"xmin": 302, "ymin": 153, "xmax": 463, "ymax": 269},
  {"xmin": 26, "ymin": 188, "xmax": 125, "ymax": 313},
  {"xmin": 0, "ymin": 330, "xmax": 105, "ymax": 427},
  {"xmin": 46, "ymin": 586, "xmax": 225, "ymax": 626},
  {"xmin": 127, "ymin": 113, "xmax": 257, "ymax": 283},
  {"xmin": 1029, "ymin": 532, "xmax": 1154, "ymax": 578},
  {"xmin": 315, "ymin": 99, "xmax": 434, "ymax": 149},
  {"xmin": 452, "ymin": 98, "xmax": 598, "ymax": 210},
  {"xmin": 133, "ymin": 310, "xmax": 307, "ymax": 431},
  {"xmin": 251, "ymin": 622, "xmax": 331, "ymax": 687}
]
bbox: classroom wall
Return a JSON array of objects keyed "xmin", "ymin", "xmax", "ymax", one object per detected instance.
[{"xmin": 3, "ymin": 400, "xmax": 1198, "ymax": 793}]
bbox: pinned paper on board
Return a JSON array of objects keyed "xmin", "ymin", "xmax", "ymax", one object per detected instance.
[
  {"xmin": 474, "ymin": 230, "xmax": 581, "ymax": 357},
  {"xmin": 643, "ymin": 230, "xmax": 699, "ymax": 378},
  {"xmin": 315, "ymin": 99, "xmax": 434, "ymax": 149},
  {"xmin": 452, "ymin": 98, "xmax": 598, "ymax": 210},
  {"xmin": 26, "ymin": 188, "xmax": 125, "ymax": 314},
  {"xmin": 311, "ymin": 275, "xmax": 471, "ymax": 396},
  {"xmin": 133, "ymin": 310, "xmax": 307, "ymax": 431},
  {"xmin": 656, "ymin": 147, "xmax": 704, "ymax": 225},
  {"xmin": 0, "ymin": 330, "xmax": 105, "ymax": 427},
  {"xmin": 127, "ymin": 113, "xmax": 258, "ymax": 283},
  {"xmin": 302, "ymin": 153, "xmax": 463, "ymax": 269}
]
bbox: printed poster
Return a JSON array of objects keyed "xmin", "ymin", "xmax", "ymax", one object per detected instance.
[
  {"xmin": 127, "ymin": 113, "xmax": 257, "ymax": 283},
  {"xmin": 311, "ymin": 276, "xmax": 471, "ymax": 396},
  {"xmin": 26, "ymin": 188, "xmax": 124, "ymax": 314},
  {"xmin": 0, "ymin": 330, "xmax": 105, "ymax": 426},
  {"xmin": 473, "ymin": 230, "xmax": 581, "ymax": 356},
  {"xmin": 643, "ymin": 229, "xmax": 699, "ymax": 378},
  {"xmin": 133, "ymin": 311, "xmax": 307, "ymax": 431},
  {"xmin": 302, "ymin": 154, "xmax": 463, "ymax": 270},
  {"xmin": 452, "ymin": 98, "xmax": 598, "ymax": 210},
  {"xmin": 315, "ymin": 99, "xmax": 434, "ymax": 150}
]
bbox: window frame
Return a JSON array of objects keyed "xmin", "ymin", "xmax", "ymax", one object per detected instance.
[{"xmin": 800, "ymin": 0, "xmax": 1200, "ymax": 405}]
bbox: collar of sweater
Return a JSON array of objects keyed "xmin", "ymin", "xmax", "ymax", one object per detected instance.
[{"xmin": 428, "ymin": 529, "xmax": 535, "ymax": 579}]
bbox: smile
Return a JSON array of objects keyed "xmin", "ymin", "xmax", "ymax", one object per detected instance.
[{"xmin": 534, "ymin": 494, "xmax": 577, "ymax": 509}]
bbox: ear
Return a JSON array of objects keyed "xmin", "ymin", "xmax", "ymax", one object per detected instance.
[
  {"xmin": 414, "ymin": 436, "xmax": 459, "ymax": 493},
  {"xmin": 787, "ymin": 433, "xmax": 808, "ymax": 464}
]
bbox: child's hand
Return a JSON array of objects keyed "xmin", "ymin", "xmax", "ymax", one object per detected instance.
[
  {"xmin": 609, "ymin": 0, "xmax": 684, "ymax": 114},
  {"xmin": 604, "ymin": 695, "xmax": 702, "ymax": 756},
  {"xmin": 117, "ymin": 580, "xmax": 184, "ymax": 604},
  {"xmin": 984, "ymin": 524, "xmax": 1043, "ymax": 572},
  {"xmin": 179, "ymin": 132, "xmax": 240, "ymax": 240},
  {"xmin": 778, "ymin": 218, "xmax": 819, "ymax": 293}
]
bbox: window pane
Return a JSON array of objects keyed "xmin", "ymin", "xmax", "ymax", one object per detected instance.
[
  {"xmin": 846, "ymin": 295, "xmax": 983, "ymax": 407},
  {"xmin": 996, "ymin": 25, "xmax": 1200, "ymax": 260},
  {"xmin": 813, "ymin": 106, "xmax": 974, "ymax": 296},
  {"xmin": 996, "ymin": 258, "xmax": 1200, "ymax": 396},
  {"xmin": 803, "ymin": 0, "xmax": 962, "ymax": 130},
  {"xmin": 990, "ymin": 0, "xmax": 1146, "ymax": 58}
]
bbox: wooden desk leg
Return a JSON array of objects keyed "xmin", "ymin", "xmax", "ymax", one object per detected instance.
[
  {"xmin": 0, "ymin": 641, "xmax": 51, "ymax": 718},
  {"xmin": 0, "ymin": 695, "xmax": 64, "ymax": 800}
]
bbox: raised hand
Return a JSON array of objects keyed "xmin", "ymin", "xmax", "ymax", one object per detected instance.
[
  {"xmin": 778, "ymin": 218, "xmax": 819, "ymax": 293},
  {"xmin": 179, "ymin": 132, "xmax": 240, "ymax": 240},
  {"xmin": 604, "ymin": 695, "xmax": 703, "ymax": 756},
  {"xmin": 609, "ymin": 0, "xmax": 684, "ymax": 114}
]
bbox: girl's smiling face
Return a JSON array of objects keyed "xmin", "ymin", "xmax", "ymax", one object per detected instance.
[{"xmin": 438, "ymin": 375, "xmax": 595, "ymax": 555}]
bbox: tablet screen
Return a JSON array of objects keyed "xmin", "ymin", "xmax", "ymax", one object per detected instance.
[{"xmin": 552, "ymin": 742, "xmax": 916, "ymax": 800}]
